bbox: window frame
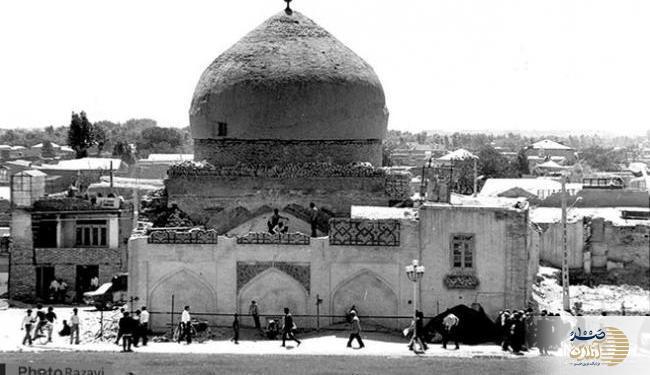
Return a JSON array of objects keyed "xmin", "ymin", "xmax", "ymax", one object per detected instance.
[
  {"xmin": 449, "ymin": 233, "xmax": 475, "ymax": 271},
  {"xmin": 217, "ymin": 122, "xmax": 227, "ymax": 137},
  {"xmin": 75, "ymin": 220, "xmax": 108, "ymax": 248}
]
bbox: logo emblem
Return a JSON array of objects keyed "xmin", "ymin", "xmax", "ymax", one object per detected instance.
[{"xmin": 568, "ymin": 326, "xmax": 629, "ymax": 367}]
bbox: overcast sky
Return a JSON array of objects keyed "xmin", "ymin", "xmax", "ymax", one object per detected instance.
[{"xmin": 0, "ymin": 0, "xmax": 648, "ymax": 135}]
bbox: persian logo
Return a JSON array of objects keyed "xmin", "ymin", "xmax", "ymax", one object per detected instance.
[{"xmin": 568, "ymin": 326, "xmax": 629, "ymax": 367}]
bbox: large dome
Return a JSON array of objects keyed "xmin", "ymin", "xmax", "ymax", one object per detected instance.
[{"xmin": 189, "ymin": 10, "xmax": 388, "ymax": 166}]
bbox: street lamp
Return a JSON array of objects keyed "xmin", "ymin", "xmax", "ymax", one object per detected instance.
[{"xmin": 405, "ymin": 259, "xmax": 425, "ymax": 343}]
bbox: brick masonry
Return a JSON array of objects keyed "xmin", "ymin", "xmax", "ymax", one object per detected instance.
[{"xmin": 194, "ymin": 138, "xmax": 382, "ymax": 167}]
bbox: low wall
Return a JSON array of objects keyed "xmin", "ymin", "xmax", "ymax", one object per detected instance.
[
  {"xmin": 540, "ymin": 189, "xmax": 650, "ymax": 208},
  {"xmin": 538, "ymin": 218, "xmax": 650, "ymax": 275},
  {"xmin": 537, "ymin": 222, "xmax": 585, "ymax": 269}
]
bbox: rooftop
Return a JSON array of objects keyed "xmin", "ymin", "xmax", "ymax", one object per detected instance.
[
  {"xmin": 530, "ymin": 139, "xmax": 573, "ymax": 150},
  {"xmin": 478, "ymin": 178, "xmax": 582, "ymax": 197},
  {"xmin": 350, "ymin": 206, "xmax": 418, "ymax": 221},
  {"xmin": 35, "ymin": 158, "xmax": 124, "ymax": 171},
  {"xmin": 531, "ymin": 206, "xmax": 650, "ymax": 226},
  {"xmin": 143, "ymin": 154, "xmax": 194, "ymax": 162}
]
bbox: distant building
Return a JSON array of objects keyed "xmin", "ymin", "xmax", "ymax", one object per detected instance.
[
  {"xmin": 8, "ymin": 170, "xmax": 133, "ymax": 302},
  {"xmin": 525, "ymin": 139, "xmax": 576, "ymax": 165},
  {"xmin": 134, "ymin": 154, "xmax": 193, "ymax": 179},
  {"xmin": 34, "ymin": 158, "xmax": 127, "ymax": 193},
  {"xmin": 479, "ymin": 178, "xmax": 582, "ymax": 200},
  {"xmin": 390, "ymin": 143, "xmax": 445, "ymax": 167}
]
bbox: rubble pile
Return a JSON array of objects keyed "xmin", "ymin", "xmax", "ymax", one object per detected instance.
[{"xmin": 79, "ymin": 309, "xmax": 122, "ymax": 343}]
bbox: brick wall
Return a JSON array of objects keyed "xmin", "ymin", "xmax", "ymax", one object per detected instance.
[{"xmin": 194, "ymin": 139, "xmax": 382, "ymax": 167}]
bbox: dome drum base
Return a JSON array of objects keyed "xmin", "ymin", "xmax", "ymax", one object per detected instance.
[{"xmin": 194, "ymin": 138, "xmax": 382, "ymax": 167}]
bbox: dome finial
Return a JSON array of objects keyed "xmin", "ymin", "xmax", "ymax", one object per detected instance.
[{"xmin": 284, "ymin": 0, "xmax": 293, "ymax": 15}]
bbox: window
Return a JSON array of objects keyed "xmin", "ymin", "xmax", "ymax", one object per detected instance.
[
  {"xmin": 75, "ymin": 220, "xmax": 107, "ymax": 247},
  {"xmin": 450, "ymin": 234, "xmax": 475, "ymax": 270},
  {"xmin": 217, "ymin": 122, "xmax": 227, "ymax": 137}
]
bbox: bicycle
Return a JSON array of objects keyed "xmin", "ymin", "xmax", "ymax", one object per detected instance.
[
  {"xmin": 32, "ymin": 323, "xmax": 52, "ymax": 345},
  {"xmin": 172, "ymin": 319, "xmax": 212, "ymax": 343}
]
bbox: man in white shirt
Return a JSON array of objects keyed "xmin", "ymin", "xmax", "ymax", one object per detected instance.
[
  {"xmin": 140, "ymin": 306, "xmax": 150, "ymax": 346},
  {"xmin": 179, "ymin": 306, "xmax": 192, "ymax": 344},
  {"xmin": 69, "ymin": 308, "xmax": 80, "ymax": 345}
]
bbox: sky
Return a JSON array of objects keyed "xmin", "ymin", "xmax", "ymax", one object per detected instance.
[{"xmin": 0, "ymin": 0, "xmax": 649, "ymax": 135}]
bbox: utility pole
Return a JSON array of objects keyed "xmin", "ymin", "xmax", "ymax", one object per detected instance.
[{"xmin": 561, "ymin": 174, "xmax": 570, "ymax": 312}]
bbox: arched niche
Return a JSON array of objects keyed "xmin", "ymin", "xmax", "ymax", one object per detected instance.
[
  {"xmin": 330, "ymin": 269, "xmax": 398, "ymax": 328},
  {"xmin": 238, "ymin": 268, "xmax": 308, "ymax": 326},
  {"xmin": 148, "ymin": 269, "xmax": 217, "ymax": 329}
]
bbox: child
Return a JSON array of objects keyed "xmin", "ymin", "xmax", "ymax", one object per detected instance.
[
  {"xmin": 59, "ymin": 320, "xmax": 71, "ymax": 336},
  {"xmin": 22, "ymin": 309, "xmax": 35, "ymax": 346}
]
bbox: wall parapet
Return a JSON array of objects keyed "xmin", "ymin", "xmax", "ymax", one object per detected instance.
[
  {"xmin": 236, "ymin": 232, "xmax": 310, "ymax": 245},
  {"xmin": 148, "ymin": 229, "xmax": 219, "ymax": 244},
  {"xmin": 329, "ymin": 219, "xmax": 400, "ymax": 247}
]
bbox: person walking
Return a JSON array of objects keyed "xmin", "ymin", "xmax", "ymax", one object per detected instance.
[
  {"xmin": 281, "ymin": 307, "xmax": 301, "ymax": 347},
  {"xmin": 45, "ymin": 306, "xmax": 57, "ymax": 343},
  {"xmin": 132, "ymin": 310, "xmax": 141, "ymax": 347},
  {"xmin": 32, "ymin": 304, "xmax": 47, "ymax": 341},
  {"xmin": 69, "ymin": 308, "xmax": 80, "ymax": 345},
  {"xmin": 346, "ymin": 311, "xmax": 365, "ymax": 349},
  {"xmin": 119, "ymin": 311, "xmax": 134, "ymax": 352},
  {"xmin": 408, "ymin": 310, "xmax": 428, "ymax": 352},
  {"xmin": 21, "ymin": 309, "xmax": 35, "ymax": 346},
  {"xmin": 309, "ymin": 202, "xmax": 319, "ymax": 237},
  {"xmin": 249, "ymin": 301, "xmax": 261, "ymax": 333},
  {"xmin": 140, "ymin": 306, "xmax": 149, "ymax": 346},
  {"xmin": 231, "ymin": 313, "xmax": 240, "ymax": 344},
  {"xmin": 115, "ymin": 308, "xmax": 126, "ymax": 345},
  {"xmin": 179, "ymin": 306, "xmax": 192, "ymax": 344},
  {"xmin": 441, "ymin": 313, "xmax": 460, "ymax": 350}
]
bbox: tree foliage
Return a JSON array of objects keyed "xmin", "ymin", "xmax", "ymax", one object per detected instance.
[
  {"xmin": 579, "ymin": 146, "xmax": 627, "ymax": 171},
  {"xmin": 41, "ymin": 141, "xmax": 55, "ymax": 158},
  {"xmin": 91, "ymin": 123, "xmax": 108, "ymax": 156},
  {"xmin": 135, "ymin": 127, "xmax": 184, "ymax": 158},
  {"xmin": 112, "ymin": 141, "xmax": 135, "ymax": 165},
  {"xmin": 67, "ymin": 111, "xmax": 94, "ymax": 158}
]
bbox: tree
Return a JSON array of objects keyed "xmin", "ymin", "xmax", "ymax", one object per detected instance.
[
  {"xmin": 112, "ymin": 141, "xmax": 135, "ymax": 165},
  {"xmin": 579, "ymin": 146, "xmax": 625, "ymax": 171},
  {"xmin": 92, "ymin": 123, "xmax": 108, "ymax": 156},
  {"xmin": 41, "ymin": 141, "xmax": 55, "ymax": 158},
  {"xmin": 67, "ymin": 111, "xmax": 94, "ymax": 158},
  {"xmin": 135, "ymin": 127, "xmax": 183, "ymax": 158},
  {"xmin": 514, "ymin": 148, "xmax": 530, "ymax": 176}
]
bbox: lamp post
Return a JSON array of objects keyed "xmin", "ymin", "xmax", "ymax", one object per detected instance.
[{"xmin": 405, "ymin": 259, "xmax": 425, "ymax": 342}]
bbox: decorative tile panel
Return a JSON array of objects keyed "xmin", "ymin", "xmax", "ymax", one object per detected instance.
[
  {"xmin": 329, "ymin": 219, "xmax": 400, "ymax": 247},
  {"xmin": 147, "ymin": 229, "xmax": 219, "ymax": 244},
  {"xmin": 236, "ymin": 232, "xmax": 310, "ymax": 245},
  {"xmin": 384, "ymin": 173, "xmax": 412, "ymax": 200},
  {"xmin": 443, "ymin": 274, "xmax": 480, "ymax": 289},
  {"xmin": 237, "ymin": 262, "xmax": 310, "ymax": 293}
]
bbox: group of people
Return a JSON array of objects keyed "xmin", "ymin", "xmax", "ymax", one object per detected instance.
[
  {"xmin": 266, "ymin": 209, "xmax": 290, "ymax": 235},
  {"xmin": 496, "ymin": 308, "xmax": 568, "ymax": 355},
  {"xmin": 48, "ymin": 279, "xmax": 69, "ymax": 303},
  {"xmin": 21, "ymin": 305, "xmax": 80, "ymax": 346},
  {"xmin": 227, "ymin": 305, "xmax": 302, "ymax": 348},
  {"xmin": 116, "ymin": 307, "xmax": 150, "ymax": 352},
  {"xmin": 264, "ymin": 203, "xmax": 320, "ymax": 237}
]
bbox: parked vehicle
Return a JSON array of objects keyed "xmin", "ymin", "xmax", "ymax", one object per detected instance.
[{"xmin": 83, "ymin": 273, "xmax": 128, "ymax": 310}]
